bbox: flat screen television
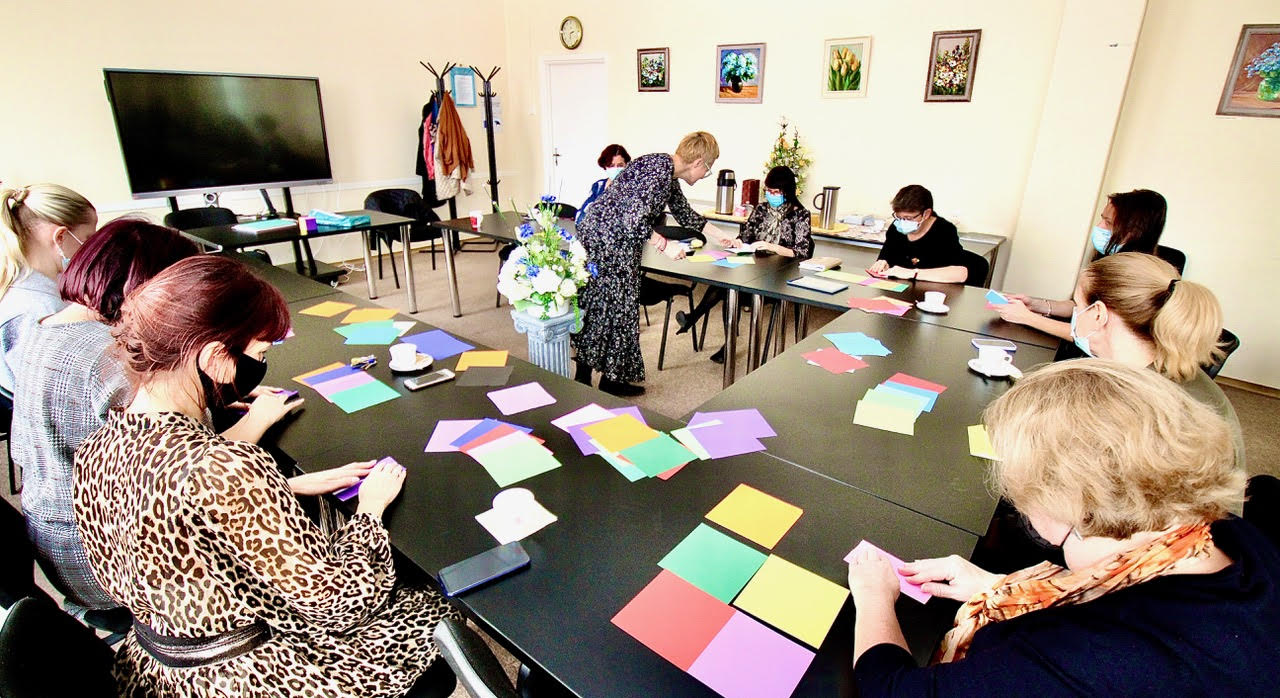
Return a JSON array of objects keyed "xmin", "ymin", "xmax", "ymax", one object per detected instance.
[{"xmin": 103, "ymin": 69, "xmax": 334, "ymax": 199}]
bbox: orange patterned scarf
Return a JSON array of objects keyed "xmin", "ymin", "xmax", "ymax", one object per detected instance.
[{"xmin": 935, "ymin": 522, "xmax": 1213, "ymax": 664}]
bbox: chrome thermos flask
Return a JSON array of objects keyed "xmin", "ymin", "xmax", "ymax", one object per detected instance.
[
  {"xmin": 715, "ymin": 170, "xmax": 736, "ymax": 215},
  {"xmin": 812, "ymin": 185, "xmax": 841, "ymax": 229}
]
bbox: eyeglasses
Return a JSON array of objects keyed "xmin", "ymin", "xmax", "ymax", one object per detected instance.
[
  {"xmin": 893, "ymin": 212, "xmax": 925, "ymax": 223},
  {"xmin": 764, "ymin": 188, "xmax": 783, "ymax": 195}
]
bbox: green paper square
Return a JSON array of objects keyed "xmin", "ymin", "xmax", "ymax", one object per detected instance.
[
  {"xmin": 865, "ymin": 386, "xmax": 929, "ymax": 416},
  {"xmin": 334, "ymin": 321, "xmax": 401, "ymax": 345},
  {"xmin": 598, "ymin": 449, "xmax": 646, "ymax": 482},
  {"xmin": 329, "ymin": 380, "xmax": 400, "ymax": 413},
  {"xmin": 658, "ymin": 524, "xmax": 768, "ymax": 603},
  {"xmin": 472, "ymin": 439, "xmax": 562, "ymax": 487},
  {"xmin": 620, "ymin": 433, "xmax": 696, "ymax": 477}
]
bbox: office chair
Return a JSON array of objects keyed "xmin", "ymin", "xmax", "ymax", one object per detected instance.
[
  {"xmin": 1155, "ymin": 245, "xmax": 1187, "ymax": 275},
  {"xmin": 363, "ymin": 189, "xmax": 443, "ymax": 287},
  {"xmin": 163, "ymin": 207, "xmax": 238, "ymax": 231},
  {"xmin": 0, "ymin": 597, "xmax": 116, "ymax": 698},
  {"xmin": 1244, "ymin": 475, "xmax": 1280, "ymax": 549},
  {"xmin": 432, "ymin": 618, "xmax": 574, "ymax": 698},
  {"xmin": 959, "ymin": 250, "xmax": 991, "ymax": 288},
  {"xmin": 1203, "ymin": 329, "xmax": 1240, "ymax": 379},
  {"xmin": 639, "ymin": 274, "xmax": 699, "ymax": 370}
]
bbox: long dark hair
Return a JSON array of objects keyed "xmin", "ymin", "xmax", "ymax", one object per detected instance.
[
  {"xmin": 59, "ymin": 218, "xmax": 199, "ymax": 323},
  {"xmin": 1103, "ymin": 189, "xmax": 1166, "ymax": 255},
  {"xmin": 764, "ymin": 166, "xmax": 804, "ymax": 211}
]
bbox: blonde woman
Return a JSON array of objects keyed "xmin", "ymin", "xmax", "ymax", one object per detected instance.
[
  {"xmin": 1063, "ymin": 252, "xmax": 1243, "ymax": 469},
  {"xmin": 847, "ymin": 360, "xmax": 1274, "ymax": 696},
  {"xmin": 0, "ymin": 184, "xmax": 97, "ymax": 397}
]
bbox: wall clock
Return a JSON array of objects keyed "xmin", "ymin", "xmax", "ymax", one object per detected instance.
[{"xmin": 560, "ymin": 16, "xmax": 583, "ymax": 50}]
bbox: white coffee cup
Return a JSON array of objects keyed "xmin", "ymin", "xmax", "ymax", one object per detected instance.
[
  {"xmin": 390, "ymin": 343, "xmax": 417, "ymax": 367},
  {"xmin": 976, "ymin": 346, "xmax": 1013, "ymax": 371},
  {"xmin": 469, "ymin": 210, "xmax": 484, "ymax": 229},
  {"xmin": 924, "ymin": 291, "xmax": 946, "ymax": 307}
]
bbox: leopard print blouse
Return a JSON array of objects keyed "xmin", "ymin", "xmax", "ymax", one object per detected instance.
[{"xmin": 73, "ymin": 410, "xmax": 459, "ymax": 697}]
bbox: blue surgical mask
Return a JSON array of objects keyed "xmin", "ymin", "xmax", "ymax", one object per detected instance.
[
  {"xmin": 1070, "ymin": 305, "xmax": 1098, "ymax": 357},
  {"xmin": 893, "ymin": 218, "xmax": 919, "ymax": 234},
  {"xmin": 764, "ymin": 192, "xmax": 784, "ymax": 208},
  {"xmin": 604, "ymin": 166, "xmax": 624, "ymax": 180},
  {"xmin": 1091, "ymin": 226, "xmax": 1112, "ymax": 255}
]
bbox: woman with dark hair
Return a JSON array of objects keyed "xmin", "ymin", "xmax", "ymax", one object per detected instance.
[
  {"xmin": 73, "ymin": 255, "xmax": 458, "ymax": 696},
  {"xmin": 675, "ymin": 166, "xmax": 813, "ymax": 363},
  {"xmin": 995, "ymin": 188, "xmax": 1169, "ymax": 341},
  {"xmin": 867, "ymin": 184, "xmax": 968, "ymax": 283},
  {"xmin": 576, "ymin": 143, "xmax": 633, "ymax": 224}
]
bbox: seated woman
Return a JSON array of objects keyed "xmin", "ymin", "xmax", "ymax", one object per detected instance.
[
  {"xmin": 0, "ymin": 183, "xmax": 97, "ymax": 398},
  {"xmin": 996, "ymin": 188, "xmax": 1167, "ymax": 340},
  {"xmin": 73, "ymin": 256, "xmax": 458, "ymax": 696},
  {"xmin": 576, "ymin": 144, "xmax": 632, "ymax": 224},
  {"xmin": 867, "ymin": 185, "xmax": 967, "ymax": 283},
  {"xmin": 847, "ymin": 360, "xmax": 1274, "ymax": 696},
  {"xmin": 1059, "ymin": 251, "xmax": 1244, "ymax": 469},
  {"xmin": 675, "ymin": 166, "xmax": 812, "ymax": 363}
]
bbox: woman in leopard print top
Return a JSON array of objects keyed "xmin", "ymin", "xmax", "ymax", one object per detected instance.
[{"xmin": 73, "ymin": 256, "xmax": 458, "ymax": 697}]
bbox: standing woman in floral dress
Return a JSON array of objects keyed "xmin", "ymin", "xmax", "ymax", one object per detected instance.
[{"xmin": 571, "ymin": 131, "xmax": 730, "ymax": 396}]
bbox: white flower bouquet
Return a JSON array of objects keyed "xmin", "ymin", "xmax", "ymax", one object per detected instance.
[{"xmin": 496, "ymin": 195, "xmax": 595, "ymax": 325}]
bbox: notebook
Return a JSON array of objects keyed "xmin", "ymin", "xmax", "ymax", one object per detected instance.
[
  {"xmin": 799, "ymin": 256, "xmax": 842, "ymax": 271},
  {"xmin": 786, "ymin": 276, "xmax": 849, "ymax": 294}
]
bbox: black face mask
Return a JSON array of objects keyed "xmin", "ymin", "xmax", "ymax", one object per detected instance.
[{"xmin": 199, "ymin": 351, "xmax": 268, "ymax": 408}]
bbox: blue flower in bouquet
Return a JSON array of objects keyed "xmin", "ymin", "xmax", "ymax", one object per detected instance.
[
  {"xmin": 560, "ymin": 250, "xmax": 570, "ymax": 260},
  {"xmin": 526, "ymin": 263, "xmax": 540, "ymax": 277},
  {"xmin": 558, "ymin": 227, "xmax": 572, "ymax": 242},
  {"xmin": 540, "ymin": 194, "xmax": 556, "ymax": 203},
  {"xmin": 587, "ymin": 261, "xmax": 598, "ymax": 277},
  {"xmin": 1246, "ymin": 42, "xmax": 1280, "ymax": 78},
  {"xmin": 516, "ymin": 223, "xmax": 534, "ymax": 239}
]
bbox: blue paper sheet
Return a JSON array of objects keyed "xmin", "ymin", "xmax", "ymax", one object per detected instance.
[
  {"xmin": 985, "ymin": 289, "xmax": 1009, "ymax": 305},
  {"xmin": 400, "ymin": 329, "xmax": 475, "ymax": 360},
  {"xmin": 878, "ymin": 381, "xmax": 940, "ymax": 411},
  {"xmin": 299, "ymin": 365, "xmax": 360, "ymax": 386},
  {"xmin": 713, "ymin": 259, "xmax": 744, "ymax": 269},
  {"xmin": 823, "ymin": 332, "xmax": 891, "ymax": 358},
  {"xmin": 448, "ymin": 418, "xmax": 534, "ymax": 448}
]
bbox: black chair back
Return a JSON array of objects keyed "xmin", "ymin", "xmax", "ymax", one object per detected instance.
[
  {"xmin": 654, "ymin": 225, "xmax": 707, "ymax": 244},
  {"xmin": 1245, "ymin": 475, "xmax": 1280, "ymax": 549},
  {"xmin": 959, "ymin": 250, "xmax": 990, "ymax": 287},
  {"xmin": 1203, "ymin": 328, "xmax": 1240, "ymax": 379},
  {"xmin": 0, "ymin": 597, "xmax": 116, "ymax": 697},
  {"xmin": 363, "ymin": 189, "xmax": 441, "ymax": 246},
  {"xmin": 0, "ymin": 501, "xmax": 51, "ymax": 609},
  {"xmin": 1155, "ymin": 245, "xmax": 1187, "ymax": 275},
  {"xmin": 549, "ymin": 203, "xmax": 577, "ymax": 220},
  {"xmin": 433, "ymin": 618, "xmax": 520, "ymax": 698},
  {"xmin": 163, "ymin": 207, "xmax": 238, "ymax": 231}
]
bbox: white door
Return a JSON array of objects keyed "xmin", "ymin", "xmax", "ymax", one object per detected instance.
[{"xmin": 543, "ymin": 58, "xmax": 607, "ymax": 208}]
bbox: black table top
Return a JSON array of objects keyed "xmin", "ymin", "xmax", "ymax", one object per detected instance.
[
  {"xmin": 233, "ymin": 252, "xmax": 337, "ymax": 304},
  {"xmin": 183, "ymin": 210, "xmax": 412, "ymax": 251},
  {"xmin": 689, "ymin": 309, "xmax": 1056, "ymax": 535},
  {"xmin": 262, "ymin": 292, "xmax": 978, "ymax": 697}
]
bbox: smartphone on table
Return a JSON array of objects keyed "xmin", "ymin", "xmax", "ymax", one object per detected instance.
[
  {"xmin": 438, "ymin": 542, "xmax": 530, "ymax": 597},
  {"xmin": 405, "ymin": 369, "xmax": 455, "ymax": 391}
]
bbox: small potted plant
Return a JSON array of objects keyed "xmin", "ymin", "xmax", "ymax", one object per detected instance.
[
  {"xmin": 764, "ymin": 117, "xmax": 813, "ymax": 195},
  {"xmin": 721, "ymin": 51, "xmax": 758, "ymax": 93},
  {"xmin": 1246, "ymin": 41, "xmax": 1280, "ymax": 102}
]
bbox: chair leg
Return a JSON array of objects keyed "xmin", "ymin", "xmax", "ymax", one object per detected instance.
[
  {"xmin": 643, "ymin": 305, "xmax": 651, "ymax": 326},
  {"xmin": 686, "ymin": 289, "xmax": 699, "ymax": 352},
  {"xmin": 774, "ymin": 301, "xmax": 789, "ymax": 357},
  {"xmin": 760, "ymin": 302, "xmax": 778, "ymax": 364},
  {"xmin": 494, "ymin": 256, "xmax": 502, "ymax": 308},
  {"xmin": 430, "ymin": 239, "xmax": 438, "ymax": 271},
  {"xmin": 389, "ymin": 236, "xmax": 400, "ymax": 290},
  {"xmin": 658, "ymin": 300, "xmax": 672, "ymax": 370}
]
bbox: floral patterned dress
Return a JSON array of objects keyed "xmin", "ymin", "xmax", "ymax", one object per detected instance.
[
  {"xmin": 73, "ymin": 411, "xmax": 459, "ymax": 697},
  {"xmin": 571, "ymin": 153, "xmax": 705, "ymax": 383}
]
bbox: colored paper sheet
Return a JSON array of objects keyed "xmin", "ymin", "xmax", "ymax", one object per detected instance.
[
  {"xmin": 333, "ymin": 320, "xmax": 394, "ymax": 338},
  {"xmin": 399, "ymin": 329, "xmax": 475, "ymax": 360},
  {"xmin": 801, "ymin": 347, "xmax": 869, "ymax": 374},
  {"xmin": 294, "ymin": 362, "xmax": 349, "ymax": 385},
  {"xmin": 685, "ymin": 254, "xmax": 716, "ymax": 263},
  {"xmin": 878, "ymin": 381, "xmax": 939, "ymax": 412},
  {"xmin": 817, "ymin": 269, "xmax": 870, "ymax": 284},
  {"xmin": 968, "ymin": 424, "xmax": 997, "ymax": 459},
  {"xmin": 860, "ymin": 278, "xmax": 910, "ymax": 292},
  {"xmin": 659, "ymin": 524, "xmax": 768, "ymax": 603},
  {"xmin": 885, "ymin": 372, "xmax": 948, "ymax": 394},
  {"xmin": 582, "ymin": 414, "xmax": 658, "ymax": 453},
  {"xmin": 683, "ymin": 423, "xmax": 766, "ymax": 459},
  {"xmin": 470, "ymin": 438, "xmax": 562, "ymax": 487},
  {"xmin": 865, "ymin": 386, "xmax": 930, "ymax": 417},
  {"xmin": 844, "ymin": 540, "xmax": 932, "ymax": 604},
  {"xmin": 656, "ymin": 464, "xmax": 686, "ymax": 480},
  {"xmin": 333, "ymin": 457, "xmax": 400, "ymax": 501},
  {"xmin": 449, "ymin": 418, "xmax": 533, "ymax": 448},
  {"xmin": 847, "ymin": 297, "xmax": 905, "ymax": 313},
  {"xmin": 671, "ymin": 427, "xmax": 711, "ymax": 460},
  {"xmin": 551, "ymin": 403, "xmax": 615, "ymax": 432},
  {"xmin": 874, "ymin": 295, "xmax": 913, "ymax": 308},
  {"xmin": 455, "ymin": 365, "xmax": 514, "ymax": 387},
  {"xmin": 688, "ymin": 612, "xmax": 816, "ymax": 698},
  {"xmin": 595, "ymin": 443, "xmax": 647, "ymax": 482},
  {"xmin": 853, "ymin": 398, "xmax": 917, "ymax": 436},
  {"xmin": 458, "ymin": 424, "xmax": 523, "ymax": 454},
  {"xmin": 705, "ymin": 249, "xmax": 730, "ymax": 260},
  {"xmin": 732, "ymin": 554, "xmax": 849, "ymax": 648},
  {"xmin": 474, "ymin": 491, "xmax": 558, "ymax": 545},
  {"xmin": 611, "ymin": 570, "xmax": 737, "ymax": 671},
  {"xmin": 455, "ymin": 350, "xmax": 509, "ymax": 371},
  {"xmin": 392, "ymin": 321, "xmax": 416, "ymax": 336},
  {"xmin": 334, "ymin": 321, "xmax": 402, "ymax": 345},
  {"xmin": 340, "ymin": 307, "xmax": 399, "ymax": 324},
  {"xmin": 824, "ymin": 332, "xmax": 891, "ymax": 358},
  {"xmin": 487, "ymin": 381, "xmax": 556, "ymax": 415},
  {"xmin": 312, "ymin": 370, "xmax": 376, "ymax": 398},
  {"xmin": 424, "ymin": 419, "xmax": 483, "ymax": 452},
  {"xmin": 986, "ymin": 289, "xmax": 1010, "ymax": 305},
  {"xmin": 713, "ymin": 259, "xmax": 743, "ymax": 269},
  {"xmin": 689, "ymin": 409, "xmax": 776, "ymax": 439},
  {"xmin": 298, "ymin": 300, "xmax": 355, "ymax": 317},
  {"xmin": 705, "ymin": 484, "xmax": 803, "ymax": 549},
  {"xmin": 329, "ymin": 380, "xmax": 400, "ymax": 413},
  {"xmin": 568, "ymin": 407, "xmax": 648, "ymax": 455},
  {"xmin": 620, "ymin": 433, "xmax": 696, "ymax": 477}
]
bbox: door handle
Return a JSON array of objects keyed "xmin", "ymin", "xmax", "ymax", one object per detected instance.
[{"xmin": 553, "ymin": 148, "xmax": 560, "ymax": 166}]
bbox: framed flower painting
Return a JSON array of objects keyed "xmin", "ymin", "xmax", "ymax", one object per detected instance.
[
  {"xmin": 822, "ymin": 37, "xmax": 871, "ymax": 98},
  {"xmin": 1217, "ymin": 24, "xmax": 1280, "ymax": 118},
  {"xmin": 716, "ymin": 43, "xmax": 766, "ymax": 104},
  {"xmin": 637, "ymin": 47, "xmax": 669, "ymax": 92},
  {"xmin": 924, "ymin": 29, "xmax": 981, "ymax": 102}
]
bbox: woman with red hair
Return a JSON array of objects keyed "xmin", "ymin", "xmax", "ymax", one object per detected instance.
[{"xmin": 73, "ymin": 255, "xmax": 458, "ymax": 696}]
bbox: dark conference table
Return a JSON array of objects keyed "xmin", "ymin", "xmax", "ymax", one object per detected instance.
[{"xmin": 260, "ymin": 283, "xmax": 982, "ymax": 696}]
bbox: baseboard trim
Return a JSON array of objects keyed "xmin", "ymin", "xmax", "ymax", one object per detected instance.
[{"xmin": 1217, "ymin": 376, "xmax": 1280, "ymax": 399}]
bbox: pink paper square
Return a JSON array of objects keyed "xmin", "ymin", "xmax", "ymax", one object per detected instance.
[
  {"xmin": 424, "ymin": 419, "xmax": 483, "ymax": 452},
  {"xmin": 688, "ymin": 611, "xmax": 815, "ymax": 698},
  {"xmin": 487, "ymin": 381, "xmax": 556, "ymax": 415},
  {"xmin": 312, "ymin": 370, "xmax": 375, "ymax": 398},
  {"xmin": 843, "ymin": 540, "xmax": 932, "ymax": 603}
]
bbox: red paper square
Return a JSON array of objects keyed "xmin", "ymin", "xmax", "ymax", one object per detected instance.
[{"xmin": 611, "ymin": 569, "xmax": 736, "ymax": 670}]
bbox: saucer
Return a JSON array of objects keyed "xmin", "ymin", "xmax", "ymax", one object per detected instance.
[
  {"xmin": 390, "ymin": 353, "xmax": 433, "ymax": 373},
  {"xmin": 916, "ymin": 301, "xmax": 949, "ymax": 314},
  {"xmin": 968, "ymin": 358, "xmax": 1016, "ymax": 378}
]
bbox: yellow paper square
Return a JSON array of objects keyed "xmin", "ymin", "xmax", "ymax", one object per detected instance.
[
  {"xmin": 868, "ymin": 279, "xmax": 904, "ymax": 291},
  {"xmin": 730, "ymin": 256, "xmax": 756, "ymax": 265},
  {"xmin": 853, "ymin": 399, "xmax": 917, "ymax": 436},
  {"xmin": 705, "ymin": 484, "xmax": 803, "ymax": 549},
  {"xmin": 455, "ymin": 350, "xmax": 510, "ymax": 371},
  {"xmin": 732, "ymin": 554, "xmax": 849, "ymax": 648},
  {"xmin": 968, "ymin": 424, "xmax": 996, "ymax": 459},
  {"xmin": 685, "ymin": 254, "xmax": 716, "ymax": 263},
  {"xmin": 817, "ymin": 269, "xmax": 869, "ymax": 284},
  {"xmin": 873, "ymin": 295, "xmax": 912, "ymax": 308},
  {"xmin": 298, "ymin": 300, "xmax": 356, "ymax": 317},
  {"xmin": 292, "ymin": 362, "xmax": 345, "ymax": 384},
  {"xmin": 581, "ymin": 414, "xmax": 658, "ymax": 453},
  {"xmin": 341, "ymin": 307, "xmax": 399, "ymax": 324}
]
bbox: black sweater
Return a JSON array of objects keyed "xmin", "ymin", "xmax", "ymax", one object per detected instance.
[
  {"xmin": 855, "ymin": 517, "xmax": 1280, "ymax": 697},
  {"xmin": 876, "ymin": 216, "xmax": 964, "ymax": 270}
]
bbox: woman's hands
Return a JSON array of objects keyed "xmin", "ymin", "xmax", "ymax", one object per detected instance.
[
  {"xmin": 663, "ymin": 243, "xmax": 686, "ymax": 260},
  {"xmin": 898, "ymin": 555, "xmax": 1001, "ymax": 602},
  {"xmin": 882, "ymin": 266, "xmax": 917, "ymax": 280},
  {"xmin": 994, "ymin": 298, "xmax": 1040, "ymax": 325},
  {"xmin": 866, "ymin": 259, "xmax": 890, "ymax": 276},
  {"xmin": 288, "ymin": 460, "xmax": 375, "ymax": 496},
  {"xmin": 222, "ymin": 387, "xmax": 303, "ymax": 444},
  {"xmin": 847, "ymin": 547, "xmax": 901, "ymax": 608},
  {"xmin": 356, "ymin": 458, "xmax": 407, "ymax": 518},
  {"xmin": 722, "ymin": 237, "xmax": 743, "ymax": 249}
]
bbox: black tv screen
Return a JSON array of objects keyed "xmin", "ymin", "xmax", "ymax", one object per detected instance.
[{"xmin": 104, "ymin": 69, "xmax": 334, "ymax": 198}]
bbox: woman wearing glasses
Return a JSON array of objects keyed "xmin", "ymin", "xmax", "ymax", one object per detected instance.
[{"xmin": 866, "ymin": 185, "xmax": 968, "ymax": 283}]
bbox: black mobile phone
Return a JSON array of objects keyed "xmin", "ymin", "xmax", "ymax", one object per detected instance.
[
  {"xmin": 438, "ymin": 542, "xmax": 530, "ymax": 597},
  {"xmin": 971, "ymin": 338, "xmax": 1018, "ymax": 353},
  {"xmin": 405, "ymin": 369, "xmax": 455, "ymax": 391}
]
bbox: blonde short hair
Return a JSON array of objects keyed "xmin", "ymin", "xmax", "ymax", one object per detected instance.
[
  {"xmin": 984, "ymin": 359, "xmax": 1243, "ymax": 539},
  {"xmin": 674, "ymin": 131, "xmax": 719, "ymax": 167},
  {"xmin": 0, "ymin": 183, "xmax": 95, "ymax": 295},
  {"xmin": 1079, "ymin": 252, "xmax": 1223, "ymax": 382}
]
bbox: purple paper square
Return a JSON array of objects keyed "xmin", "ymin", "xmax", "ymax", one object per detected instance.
[
  {"xmin": 448, "ymin": 418, "xmax": 533, "ymax": 449},
  {"xmin": 689, "ymin": 409, "xmax": 776, "ymax": 439},
  {"xmin": 299, "ymin": 365, "xmax": 359, "ymax": 387},
  {"xmin": 334, "ymin": 457, "xmax": 399, "ymax": 501},
  {"xmin": 312, "ymin": 371, "xmax": 376, "ymax": 398},
  {"xmin": 688, "ymin": 611, "xmax": 815, "ymax": 698},
  {"xmin": 687, "ymin": 423, "xmax": 766, "ymax": 459}
]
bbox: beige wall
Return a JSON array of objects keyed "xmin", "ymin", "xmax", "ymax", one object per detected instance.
[{"xmin": 1102, "ymin": 0, "xmax": 1279, "ymax": 387}]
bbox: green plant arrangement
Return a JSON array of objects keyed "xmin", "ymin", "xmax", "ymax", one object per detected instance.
[
  {"xmin": 497, "ymin": 195, "xmax": 593, "ymax": 323},
  {"xmin": 720, "ymin": 50, "xmax": 758, "ymax": 91},
  {"xmin": 763, "ymin": 117, "xmax": 813, "ymax": 195},
  {"xmin": 1246, "ymin": 41, "xmax": 1280, "ymax": 101},
  {"xmin": 828, "ymin": 47, "xmax": 862, "ymax": 92}
]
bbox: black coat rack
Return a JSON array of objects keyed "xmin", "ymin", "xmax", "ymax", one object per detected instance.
[{"xmin": 468, "ymin": 65, "xmax": 502, "ymax": 213}]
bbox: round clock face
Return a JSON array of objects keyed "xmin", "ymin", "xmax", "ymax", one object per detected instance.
[{"xmin": 559, "ymin": 16, "xmax": 582, "ymax": 49}]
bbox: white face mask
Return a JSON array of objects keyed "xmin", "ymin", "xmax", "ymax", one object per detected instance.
[
  {"xmin": 604, "ymin": 166, "xmax": 624, "ymax": 180},
  {"xmin": 57, "ymin": 231, "xmax": 85, "ymax": 271}
]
